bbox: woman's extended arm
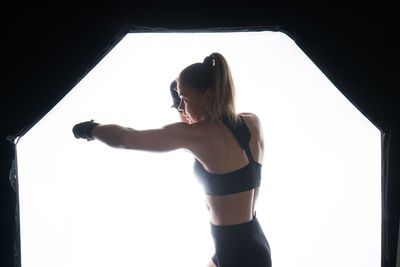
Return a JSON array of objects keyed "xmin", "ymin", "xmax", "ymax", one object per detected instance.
[
  {"xmin": 90, "ymin": 124, "xmax": 126, "ymax": 148},
  {"xmin": 90, "ymin": 122, "xmax": 199, "ymax": 152}
]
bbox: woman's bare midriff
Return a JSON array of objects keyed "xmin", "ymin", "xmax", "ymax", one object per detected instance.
[{"xmin": 205, "ymin": 187, "xmax": 259, "ymax": 225}]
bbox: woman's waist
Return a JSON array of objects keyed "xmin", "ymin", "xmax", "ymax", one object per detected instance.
[
  {"xmin": 208, "ymin": 208, "xmax": 256, "ymax": 226},
  {"xmin": 205, "ymin": 190, "xmax": 256, "ymax": 226},
  {"xmin": 210, "ymin": 212, "xmax": 264, "ymax": 241}
]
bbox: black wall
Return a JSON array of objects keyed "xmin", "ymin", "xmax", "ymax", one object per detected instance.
[{"xmin": 1, "ymin": 4, "xmax": 399, "ymax": 267}]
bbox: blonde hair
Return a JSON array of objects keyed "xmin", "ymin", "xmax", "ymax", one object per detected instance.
[{"xmin": 178, "ymin": 52, "xmax": 239, "ymax": 124}]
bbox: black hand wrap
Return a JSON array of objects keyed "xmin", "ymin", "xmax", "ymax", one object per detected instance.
[
  {"xmin": 72, "ymin": 120, "xmax": 100, "ymax": 140},
  {"xmin": 170, "ymin": 80, "xmax": 182, "ymax": 112}
]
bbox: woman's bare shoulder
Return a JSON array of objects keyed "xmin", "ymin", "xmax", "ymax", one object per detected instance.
[
  {"xmin": 239, "ymin": 112, "xmax": 261, "ymax": 125},
  {"xmin": 239, "ymin": 112, "xmax": 258, "ymax": 118}
]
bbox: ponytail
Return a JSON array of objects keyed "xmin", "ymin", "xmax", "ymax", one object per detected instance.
[{"xmin": 207, "ymin": 53, "xmax": 239, "ymax": 124}]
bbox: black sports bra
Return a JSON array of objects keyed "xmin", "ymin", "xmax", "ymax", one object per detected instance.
[{"xmin": 193, "ymin": 116, "xmax": 262, "ymax": 196}]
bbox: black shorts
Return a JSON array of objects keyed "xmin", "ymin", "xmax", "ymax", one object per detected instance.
[{"xmin": 210, "ymin": 214, "xmax": 272, "ymax": 267}]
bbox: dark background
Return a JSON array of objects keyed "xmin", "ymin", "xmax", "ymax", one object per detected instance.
[{"xmin": 1, "ymin": 3, "xmax": 399, "ymax": 267}]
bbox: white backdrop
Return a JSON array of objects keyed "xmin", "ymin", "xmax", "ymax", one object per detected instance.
[{"xmin": 17, "ymin": 31, "xmax": 381, "ymax": 267}]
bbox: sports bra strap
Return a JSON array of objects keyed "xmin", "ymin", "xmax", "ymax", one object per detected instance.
[
  {"xmin": 244, "ymin": 145, "xmax": 254, "ymax": 163},
  {"xmin": 221, "ymin": 115, "xmax": 254, "ymax": 163}
]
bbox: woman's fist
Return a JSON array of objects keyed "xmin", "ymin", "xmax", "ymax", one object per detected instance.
[{"xmin": 72, "ymin": 120, "xmax": 100, "ymax": 140}]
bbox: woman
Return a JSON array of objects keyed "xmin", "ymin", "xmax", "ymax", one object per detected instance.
[{"xmin": 73, "ymin": 53, "xmax": 272, "ymax": 267}]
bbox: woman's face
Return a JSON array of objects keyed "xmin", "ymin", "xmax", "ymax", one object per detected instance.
[{"xmin": 176, "ymin": 82, "xmax": 211, "ymax": 124}]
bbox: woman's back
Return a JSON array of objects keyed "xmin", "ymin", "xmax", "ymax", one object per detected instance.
[{"xmin": 191, "ymin": 112, "xmax": 264, "ymax": 225}]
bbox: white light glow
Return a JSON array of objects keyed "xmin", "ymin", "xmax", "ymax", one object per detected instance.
[{"xmin": 17, "ymin": 31, "xmax": 381, "ymax": 267}]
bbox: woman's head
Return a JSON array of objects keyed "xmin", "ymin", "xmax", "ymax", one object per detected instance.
[{"xmin": 176, "ymin": 53, "xmax": 238, "ymax": 124}]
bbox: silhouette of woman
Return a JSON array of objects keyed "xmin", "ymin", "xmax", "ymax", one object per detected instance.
[{"xmin": 73, "ymin": 53, "xmax": 272, "ymax": 267}]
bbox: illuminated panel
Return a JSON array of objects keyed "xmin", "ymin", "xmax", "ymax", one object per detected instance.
[{"xmin": 17, "ymin": 31, "xmax": 381, "ymax": 267}]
